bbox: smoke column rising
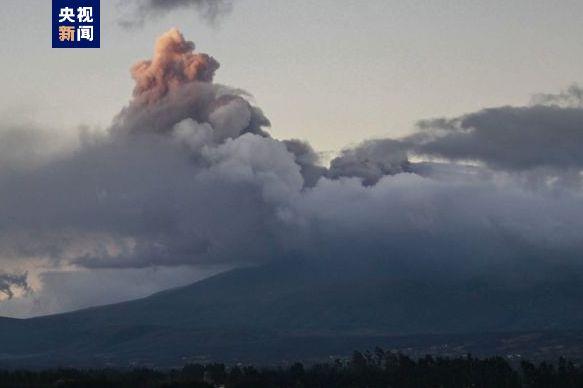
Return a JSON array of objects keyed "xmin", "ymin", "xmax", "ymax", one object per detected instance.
[{"xmin": 1, "ymin": 29, "xmax": 583, "ymax": 315}]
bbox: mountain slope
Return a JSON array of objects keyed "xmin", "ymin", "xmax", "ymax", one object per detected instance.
[{"xmin": 1, "ymin": 259, "xmax": 583, "ymax": 367}]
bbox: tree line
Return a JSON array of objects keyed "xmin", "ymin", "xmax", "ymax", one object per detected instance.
[{"xmin": 0, "ymin": 349, "xmax": 582, "ymax": 387}]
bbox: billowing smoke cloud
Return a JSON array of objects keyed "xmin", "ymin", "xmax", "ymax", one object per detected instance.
[
  {"xmin": 531, "ymin": 84, "xmax": 583, "ymax": 108},
  {"xmin": 283, "ymin": 139, "xmax": 327, "ymax": 187},
  {"xmin": 1, "ymin": 29, "xmax": 583, "ymax": 315},
  {"xmin": 113, "ymin": 29, "xmax": 269, "ymax": 137},
  {"xmin": 404, "ymin": 85, "xmax": 583, "ymax": 177},
  {"xmin": 119, "ymin": 0, "xmax": 234, "ymax": 28},
  {"xmin": 131, "ymin": 28, "xmax": 219, "ymax": 105},
  {"xmin": 327, "ymin": 139, "xmax": 411, "ymax": 185},
  {"xmin": 0, "ymin": 30, "xmax": 284, "ymax": 271},
  {"xmin": 0, "ymin": 273, "xmax": 31, "ymax": 301},
  {"xmin": 413, "ymin": 105, "xmax": 583, "ymax": 173}
]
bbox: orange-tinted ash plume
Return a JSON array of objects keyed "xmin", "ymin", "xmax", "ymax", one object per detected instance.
[{"xmin": 130, "ymin": 28, "xmax": 220, "ymax": 106}]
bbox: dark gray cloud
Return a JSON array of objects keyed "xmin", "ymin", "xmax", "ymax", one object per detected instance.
[
  {"xmin": 118, "ymin": 0, "xmax": 234, "ymax": 28},
  {"xmin": 283, "ymin": 139, "xmax": 327, "ymax": 187},
  {"xmin": 413, "ymin": 104, "xmax": 583, "ymax": 172},
  {"xmin": 531, "ymin": 84, "xmax": 583, "ymax": 108},
  {"xmin": 0, "ymin": 273, "xmax": 31, "ymax": 300},
  {"xmin": 328, "ymin": 139, "xmax": 411, "ymax": 185},
  {"xmin": 2, "ymin": 30, "xmax": 583, "ymax": 316},
  {"xmin": 0, "ymin": 125, "xmax": 75, "ymax": 170}
]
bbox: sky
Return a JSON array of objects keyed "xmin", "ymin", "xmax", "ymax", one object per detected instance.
[
  {"xmin": 2, "ymin": 0, "xmax": 583, "ymax": 150},
  {"xmin": 0, "ymin": 0, "xmax": 583, "ymax": 317}
]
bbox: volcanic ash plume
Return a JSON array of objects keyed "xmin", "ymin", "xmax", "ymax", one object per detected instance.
[
  {"xmin": 131, "ymin": 28, "xmax": 219, "ymax": 106},
  {"xmin": 114, "ymin": 28, "xmax": 269, "ymax": 139},
  {"xmin": 1, "ymin": 28, "xmax": 583, "ymax": 318}
]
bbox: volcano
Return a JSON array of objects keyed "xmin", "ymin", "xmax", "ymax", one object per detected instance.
[{"xmin": 1, "ymin": 258, "xmax": 583, "ymax": 367}]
